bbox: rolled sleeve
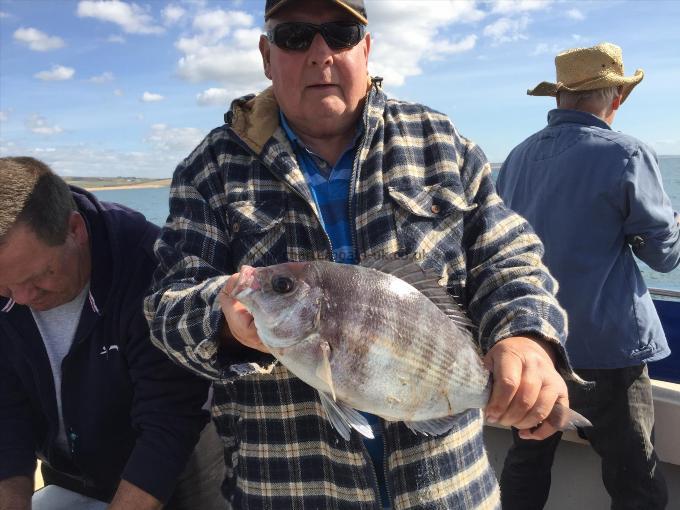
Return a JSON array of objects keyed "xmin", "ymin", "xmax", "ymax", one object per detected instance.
[
  {"xmin": 621, "ymin": 149, "xmax": 680, "ymax": 273},
  {"xmin": 143, "ymin": 146, "xmax": 235, "ymax": 380},
  {"xmin": 458, "ymin": 140, "xmax": 573, "ymax": 375}
]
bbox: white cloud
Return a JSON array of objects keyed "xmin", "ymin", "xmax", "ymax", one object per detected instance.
[
  {"xmin": 145, "ymin": 124, "xmax": 204, "ymax": 152},
  {"xmin": 162, "ymin": 4, "xmax": 186, "ymax": 25},
  {"xmin": 365, "ymin": 0, "xmax": 485, "ymax": 86},
  {"xmin": 88, "ymin": 71, "xmax": 114, "ymax": 83},
  {"xmin": 13, "ymin": 27, "xmax": 65, "ymax": 51},
  {"xmin": 0, "ymin": 111, "xmax": 8, "ymax": 122},
  {"xmin": 566, "ymin": 9, "xmax": 585, "ymax": 21},
  {"xmin": 173, "ymin": 9, "xmax": 266, "ymax": 96},
  {"xmin": 107, "ymin": 34, "xmax": 126, "ymax": 43},
  {"xmin": 142, "ymin": 91, "xmax": 164, "ymax": 102},
  {"xmin": 531, "ymin": 42, "xmax": 560, "ymax": 55},
  {"xmin": 114, "ymin": 88, "xmax": 124, "ymax": 96},
  {"xmin": 26, "ymin": 114, "xmax": 64, "ymax": 135},
  {"xmin": 430, "ymin": 35, "xmax": 478, "ymax": 60},
  {"xmin": 77, "ymin": 0, "xmax": 164, "ymax": 35},
  {"xmin": 0, "ymin": 11, "xmax": 10, "ymax": 18},
  {"xmin": 483, "ymin": 15, "xmax": 530, "ymax": 44},
  {"xmin": 34, "ymin": 65, "xmax": 75, "ymax": 81},
  {"xmin": 196, "ymin": 88, "xmax": 232, "ymax": 106},
  {"xmin": 491, "ymin": 0, "xmax": 552, "ymax": 14},
  {"xmin": 173, "ymin": 2, "xmax": 483, "ymax": 93},
  {"xmin": 0, "ymin": 142, "xmax": 178, "ymax": 178}
]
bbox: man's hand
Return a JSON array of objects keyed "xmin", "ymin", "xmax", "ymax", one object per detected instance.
[
  {"xmin": 108, "ymin": 480, "xmax": 162, "ymax": 510},
  {"xmin": 484, "ymin": 336, "xmax": 568, "ymax": 440},
  {"xmin": 0, "ymin": 475, "xmax": 32, "ymax": 510},
  {"xmin": 217, "ymin": 273, "xmax": 270, "ymax": 353}
]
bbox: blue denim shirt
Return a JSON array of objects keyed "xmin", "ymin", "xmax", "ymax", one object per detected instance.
[
  {"xmin": 280, "ymin": 113, "xmax": 390, "ymax": 507},
  {"xmin": 497, "ymin": 109, "xmax": 680, "ymax": 368}
]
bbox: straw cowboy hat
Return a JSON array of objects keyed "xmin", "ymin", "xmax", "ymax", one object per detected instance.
[{"xmin": 527, "ymin": 42, "xmax": 644, "ymax": 104}]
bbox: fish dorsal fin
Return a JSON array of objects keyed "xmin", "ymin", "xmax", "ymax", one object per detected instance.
[
  {"xmin": 404, "ymin": 416, "xmax": 457, "ymax": 436},
  {"xmin": 360, "ymin": 257, "xmax": 474, "ymax": 329},
  {"xmin": 318, "ymin": 392, "xmax": 374, "ymax": 441}
]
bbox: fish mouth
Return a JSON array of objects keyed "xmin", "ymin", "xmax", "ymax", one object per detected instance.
[{"xmin": 231, "ymin": 265, "xmax": 261, "ymax": 301}]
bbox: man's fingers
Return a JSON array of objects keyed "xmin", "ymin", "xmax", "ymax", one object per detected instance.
[
  {"xmin": 222, "ymin": 273, "xmax": 241, "ymax": 295},
  {"xmin": 511, "ymin": 382, "xmax": 558, "ymax": 430},
  {"xmin": 218, "ymin": 277, "xmax": 270, "ymax": 353},
  {"xmin": 497, "ymin": 370, "xmax": 543, "ymax": 427},
  {"xmin": 485, "ymin": 350, "xmax": 522, "ymax": 423}
]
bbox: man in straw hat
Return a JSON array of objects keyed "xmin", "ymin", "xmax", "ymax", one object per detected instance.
[
  {"xmin": 497, "ymin": 42, "xmax": 679, "ymax": 509},
  {"xmin": 144, "ymin": 0, "xmax": 586, "ymax": 508}
]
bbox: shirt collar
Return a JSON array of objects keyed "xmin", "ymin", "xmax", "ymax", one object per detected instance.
[
  {"xmin": 547, "ymin": 108, "xmax": 612, "ymax": 131},
  {"xmin": 278, "ymin": 112, "xmax": 364, "ymax": 154}
]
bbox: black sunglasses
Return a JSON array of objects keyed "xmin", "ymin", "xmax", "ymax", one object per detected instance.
[{"xmin": 266, "ymin": 21, "xmax": 366, "ymax": 51}]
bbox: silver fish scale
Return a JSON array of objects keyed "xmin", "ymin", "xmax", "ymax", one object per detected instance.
[{"xmin": 293, "ymin": 262, "xmax": 491, "ymax": 422}]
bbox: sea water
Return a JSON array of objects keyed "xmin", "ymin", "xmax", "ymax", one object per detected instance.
[{"xmin": 92, "ymin": 157, "xmax": 680, "ymax": 291}]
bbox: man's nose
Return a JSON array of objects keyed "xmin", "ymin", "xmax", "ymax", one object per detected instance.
[{"xmin": 307, "ymin": 33, "xmax": 334, "ymax": 66}]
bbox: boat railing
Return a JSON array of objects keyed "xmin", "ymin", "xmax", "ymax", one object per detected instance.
[{"xmin": 649, "ymin": 287, "xmax": 680, "ymax": 299}]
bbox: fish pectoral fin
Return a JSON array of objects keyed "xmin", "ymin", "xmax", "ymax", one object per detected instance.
[
  {"xmin": 315, "ymin": 341, "xmax": 337, "ymax": 401},
  {"xmin": 404, "ymin": 417, "xmax": 457, "ymax": 436},
  {"xmin": 318, "ymin": 392, "xmax": 374, "ymax": 441}
]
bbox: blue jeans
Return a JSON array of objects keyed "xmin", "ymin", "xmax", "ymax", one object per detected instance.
[{"xmin": 500, "ymin": 365, "xmax": 668, "ymax": 510}]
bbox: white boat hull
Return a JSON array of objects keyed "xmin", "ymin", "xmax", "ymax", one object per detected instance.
[{"xmin": 484, "ymin": 380, "xmax": 680, "ymax": 508}]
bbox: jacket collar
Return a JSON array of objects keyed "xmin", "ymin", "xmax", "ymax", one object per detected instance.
[
  {"xmin": 226, "ymin": 76, "xmax": 381, "ymax": 156},
  {"xmin": 224, "ymin": 77, "xmax": 384, "ymax": 210},
  {"xmin": 547, "ymin": 108, "xmax": 612, "ymax": 131}
]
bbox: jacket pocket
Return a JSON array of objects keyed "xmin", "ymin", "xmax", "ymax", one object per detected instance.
[
  {"xmin": 227, "ymin": 200, "xmax": 287, "ymax": 267},
  {"xmin": 387, "ymin": 184, "xmax": 475, "ymax": 219},
  {"xmin": 386, "ymin": 183, "xmax": 475, "ymax": 260}
]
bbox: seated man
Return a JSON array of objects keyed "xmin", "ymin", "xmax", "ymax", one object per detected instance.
[{"xmin": 0, "ymin": 157, "xmax": 226, "ymax": 510}]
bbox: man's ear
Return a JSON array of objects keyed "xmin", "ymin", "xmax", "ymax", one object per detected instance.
[
  {"xmin": 612, "ymin": 93, "xmax": 622, "ymax": 111},
  {"xmin": 259, "ymin": 35, "xmax": 272, "ymax": 80},
  {"xmin": 69, "ymin": 212, "xmax": 88, "ymax": 247}
]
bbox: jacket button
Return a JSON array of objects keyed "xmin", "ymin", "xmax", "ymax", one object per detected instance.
[
  {"xmin": 431, "ymin": 204, "xmax": 441, "ymax": 214},
  {"xmin": 233, "ymin": 223, "xmax": 240, "ymax": 233}
]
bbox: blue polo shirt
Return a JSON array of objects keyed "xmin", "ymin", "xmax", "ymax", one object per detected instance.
[{"xmin": 280, "ymin": 113, "xmax": 390, "ymax": 507}]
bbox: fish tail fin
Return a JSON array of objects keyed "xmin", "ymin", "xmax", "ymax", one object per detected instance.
[{"xmin": 545, "ymin": 402, "xmax": 592, "ymax": 430}]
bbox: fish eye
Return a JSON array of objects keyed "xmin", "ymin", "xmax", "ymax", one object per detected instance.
[{"xmin": 271, "ymin": 276, "xmax": 295, "ymax": 294}]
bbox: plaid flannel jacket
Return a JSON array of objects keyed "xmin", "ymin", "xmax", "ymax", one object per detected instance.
[{"xmin": 144, "ymin": 81, "xmax": 569, "ymax": 510}]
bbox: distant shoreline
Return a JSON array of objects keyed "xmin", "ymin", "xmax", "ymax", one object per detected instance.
[{"xmin": 65, "ymin": 178, "xmax": 171, "ymax": 191}]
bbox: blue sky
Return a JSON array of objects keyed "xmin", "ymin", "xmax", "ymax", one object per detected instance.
[{"xmin": 1, "ymin": 0, "xmax": 679, "ymax": 178}]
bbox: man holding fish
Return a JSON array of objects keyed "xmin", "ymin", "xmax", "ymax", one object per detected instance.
[{"xmin": 145, "ymin": 1, "xmax": 584, "ymax": 508}]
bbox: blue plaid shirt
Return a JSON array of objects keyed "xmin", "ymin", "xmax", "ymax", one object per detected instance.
[
  {"xmin": 280, "ymin": 113, "xmax": 390, "ymax": 507},
  {"xmin": 279, "ymin": 113, "xmax": 357, "ymax": 264}
]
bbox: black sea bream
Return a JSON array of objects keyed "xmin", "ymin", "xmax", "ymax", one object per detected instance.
[{"xmin": 232, "ymin": 259, "xmax": 590, "ymax": 440}]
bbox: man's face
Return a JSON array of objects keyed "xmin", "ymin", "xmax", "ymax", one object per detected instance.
[
  {"xmin": 260, "ymin": 0, "xmax": 371, "ymax": 138},
  {"xmin": 0, "ymin": 215, "xmax": 89, "ymax": 311}
]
